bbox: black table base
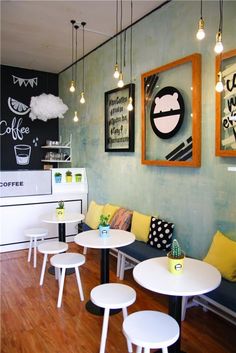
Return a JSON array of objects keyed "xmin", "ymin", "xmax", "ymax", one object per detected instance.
[{"xmin": 85, "ymin": 300, "xmax": 121, "ymax": 316}]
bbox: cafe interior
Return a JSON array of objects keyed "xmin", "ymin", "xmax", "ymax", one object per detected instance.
[{"xmin": 1, "ymin": 1, "xmax": 236, "ymax": 353}]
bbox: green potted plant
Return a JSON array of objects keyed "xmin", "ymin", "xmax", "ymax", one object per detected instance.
[
  {"xmin": 56, "ymin": 200, "xmax": 65, "ymax": 219},
  {"xmin": 167, "ymin": 239, "xmax": 185, "ymax": 275},
  {"xmin": 99, "ymin": 214, "xmax": 110, "ymax": 238},
  {"xmin": 54, "ymin": 172, "xmax": 62, "ymax": 183},
  {"xmin": 65, "ymin": 170, "xmax": 72, "ymax": 183},
  {"xmin": 75, "ymin": 173, "xmax": 82, "ymax": 182}
]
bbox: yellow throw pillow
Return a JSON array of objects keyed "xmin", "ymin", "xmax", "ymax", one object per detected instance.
[
  {"xmin": 131, "ymin": 211, "xmax": 151, "ymax": 242},
  {"xmin": 85, "ymin": 200, "xmax": 104, "ymax": 229},
  {"xmin": 203, "ymin": 230, "xmax": 236, "ymax": 282},
  {"xmin": 102, "ymin": 203, "xmax": 120, "ymax": 223}
]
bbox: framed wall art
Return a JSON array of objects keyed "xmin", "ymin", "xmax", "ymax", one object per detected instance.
[
  {"xmin": 141, "ymin": 53, "xmax": 201, "ymax": 167},
  {"xmin": 105, "ymin": 84, "xmax": 135, "ymax": 152},
  {"xmin": 215, "ymin": 48, "xmax": 236, "ymax": 157}
]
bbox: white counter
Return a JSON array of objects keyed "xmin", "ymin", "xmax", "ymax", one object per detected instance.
[{"xmin": 0, "ymin": 168, "xmax": 88, "ymax": 252}]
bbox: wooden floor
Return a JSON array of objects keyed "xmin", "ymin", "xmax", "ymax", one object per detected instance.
[{"xmin": 1, "ymin": 242, "xmax": 235, "ymax": 353}]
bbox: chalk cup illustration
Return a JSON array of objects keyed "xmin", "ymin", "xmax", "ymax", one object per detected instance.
[{"xmin": 14, "ymin": 144, "xmax": 31, "ymax": 165}]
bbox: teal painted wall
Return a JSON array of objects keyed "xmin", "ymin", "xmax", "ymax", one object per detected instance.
[{"xmin": 59, "ymin": 0, "xmax": 236, "ymax": 259}]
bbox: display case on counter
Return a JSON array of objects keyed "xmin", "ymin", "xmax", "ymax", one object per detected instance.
[{"xmin": 0, "ymin": 168, "xmax": 88, "ymax": 252}]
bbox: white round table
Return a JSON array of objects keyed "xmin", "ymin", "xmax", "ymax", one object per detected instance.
[
  {"xmin": 133, "ymin": 257, "xmax": 221, "ymax": 353},
  {"xmin": 74, "ymin": 229, "xmax": 135, "ymax": 314},
  {"xmin": 42, "ymin": 212, "xmax": 85, "ymax": 242}
]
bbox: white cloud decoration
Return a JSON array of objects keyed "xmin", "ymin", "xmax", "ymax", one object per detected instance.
[{"xmin": 29, "ymin": 94, "xmax": 68, "ymax": 121}]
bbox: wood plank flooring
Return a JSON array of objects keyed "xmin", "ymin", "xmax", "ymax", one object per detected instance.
[{"xmin": 1, "ymin": 242, "xmax": 235, "ymax": 353}]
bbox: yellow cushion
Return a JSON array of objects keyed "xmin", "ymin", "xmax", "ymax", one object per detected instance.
[
  {"xmin": 131, "ymin": 211, "xmax": 151, "ymax": 242},
  {"xmin": 102, "ymin": 204, "xmax": 120, "ymax": 223},
  {"xmin": 203, "ymin": 230, "xmax": 236, "ymax": 282},
  {"xmin": 85, "ymin": 200, "xmax": 104, "ymax": 229}
]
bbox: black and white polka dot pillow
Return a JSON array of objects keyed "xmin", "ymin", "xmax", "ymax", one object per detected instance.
[{"xmin": 147, "ymin": 217, "xmax": 174, "ymax": 251}]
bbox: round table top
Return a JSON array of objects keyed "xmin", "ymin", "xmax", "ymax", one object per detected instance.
[
  {"xmin": 74, "ymin": 229, "xmax": 135, "ymax": 249},
  {"xmin": 133, "ymin": 257, "xmax": 221, "ymax": 297},
  {"xmin": 42, "ymin": 212, "xmax": 85, "ymax": 224}
]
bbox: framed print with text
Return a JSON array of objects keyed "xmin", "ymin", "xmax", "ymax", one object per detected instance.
[
  {"xmin": 141, "ymin": 53, "xmax": 201, "ymax": 167},
  {"xmin": 105, "ymin": 84, "xmax": 135, "ymax": 152},
  {"xmin": 215, "ymin": 49, "xmax": 236, "ymax": 157}
]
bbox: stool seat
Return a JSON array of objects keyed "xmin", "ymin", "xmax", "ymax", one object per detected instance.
[
  {"xmin": 123, "ymin": 310, "xmax": 179, "ymax": 353},
  {"xmin": 91, "ymin": 283, "xmax": 136, "ymax": 309},
  {"xmin": 50, "ymin": 252, "xmax": 85, "ymax": 308},
  {"xmin": 25, "ymin": 227, "xmax": 48, "ymax": 268},
  {"xmin": 51, "ymin": 253, "xmax": 85, "ymax": 268},
  {"xmin": 38, "ymin": 241, "xmax": 68, "ymax": 254},
  {"xmin": 91, "ymin": 283, "xmax": 136, "ymax": 353},
  {"xmin": 38, "ymin": 241, "xmax": 68, "ymax": 286}
]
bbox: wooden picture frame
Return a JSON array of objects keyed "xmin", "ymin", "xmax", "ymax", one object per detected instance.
[
  {"xmin": 141, "ymin": 53, "xmax": 201, "ymax": 167},
  {"xmin": 215, "ymin": 49, "xmax": 236, "ymax": 157},
  {"xmin": 105, "ymin": 84, "xmax": 135, "ymax": 152}
]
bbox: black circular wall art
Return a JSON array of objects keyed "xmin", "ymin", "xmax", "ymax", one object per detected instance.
[{"xmin": 150, "ymin": 86, "xmax": 185, "ymax": 139}]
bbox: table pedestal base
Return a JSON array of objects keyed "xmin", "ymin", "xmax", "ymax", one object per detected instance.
[{"xmin": 85, "ymin": 300, "xmax": 121, "ymax": 316}]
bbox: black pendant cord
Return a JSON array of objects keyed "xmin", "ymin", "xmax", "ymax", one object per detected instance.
[
  {"xmin": 115, "ymin": 0, "xmax": 118, "ymax": 66},
  {"xmin": 120, "ymin": 0, "xmax": 123, "ymax": 75},
  {"xmin": 130, "ymin": 0, "xmax": 133, "ymax": 96},
  {"xmin": 74, "ymin": 24, "xmax": 79, "ymax": 85},
  {"xmin": 219, "ymin": 0, "xmax": 223, "ymax": 33},
  {"xmin": 71, "ymin": 20, "xmax": 76, "ymax": 81},
  {"xmin": 200, "ymin": 0, "xmax": 203, "ymax": 20},
  {"xmin": 81, "ymin": 22, "xmax": 86, "ymax": 92}
]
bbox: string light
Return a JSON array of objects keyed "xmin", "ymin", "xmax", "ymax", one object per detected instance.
[
  {"xmin": 196, "ymin": 0, "xmax": 205, "ymax": 40},
  {"xmin": 214, "ymin": 0, "xmax": 224, "ymax": 54},
  {"xmin": 113, "ymin": 0, "xmax": 119, "ymax": 79},
  {"xmin": 215, "ymin": 71, "xmax": 224, "ymax": 92},
  {"xmin": 127, "ymin": 0, "xmax": 133, "ymax": 111},
  {"xmin": 69, "ymin": 20, "xmax": 76, "ymax": 92},
  {"xmin": 73, "ymin": 111, "xmax": 79, "ymax": 122}
]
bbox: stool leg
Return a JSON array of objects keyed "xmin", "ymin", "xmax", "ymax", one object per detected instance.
[
  {"xmin": 99, "ymin": 307, "xmax": 110, "ymax": 353},
  {"xmin": 57, "ymin": 268, "xmax": 66, "ymax": 308},
  {"xmin": 122, "ymin": 307, "xmax": 132, "ymax": 353},
  {"xmin": 136, "ymin": 347, "xmax": 142, "ymax": 353},
  {"xmin": 75, "ymin": 267, "xmax": 84, "ymax": 301},
  {"xmin": 116, "ymin": 251, "xmax": 121, "ymax": 277},
  {"xmin": 40, "ymin": 253, "xmax": 48, "ymax": 286},
  {"xmin": 144, "ymin": 348, "xmax": 150, "ymax": 353},
  {"xmin": 119, "ymin": 254, "xmax": 125, "ymax": 280},
  {"xmin": 162, "ymin": 348, "xmax": 168, "ymax": 353},
  {"xmin": 33, "ymin": 237, "xmax": 37, "ymax": 268},
  {"xmin": 28, "ymin": 238, "xmax": 33, "ymax": 262}
]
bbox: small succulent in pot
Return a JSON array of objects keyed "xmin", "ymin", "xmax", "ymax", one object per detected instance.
[
  {"xmin": 99, "ymin": 214, "xmax": 110, "ymax": 227},
  {"xmin": 168, "ymin": 239, "xmax": 184, "ymax": 274},
  {"xmin": 57, "ymin": 201, "xmax": 64, "ymax": 209},
  {"xmin": 169, "ymin": 239, "xmax": 184, "ymax": 259},
  {"xmin": 66, "ymin": 170, "xmax": 72, "ymax": 176}
]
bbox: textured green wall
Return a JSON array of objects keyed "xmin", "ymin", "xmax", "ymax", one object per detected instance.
[{"xmin": 59, "ymin": 0, "xmax": 236, "ymax": 259}]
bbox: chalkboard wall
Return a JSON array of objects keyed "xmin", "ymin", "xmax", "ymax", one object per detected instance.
[{"xmin": 0, "ymin": 65, "xmax": 59, "ymax": 170}]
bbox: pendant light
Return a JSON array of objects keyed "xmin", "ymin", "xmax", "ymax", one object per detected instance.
[
  {"xmin": 113, "ymin": 0, "xmax": 119, "ymax": 79},
  {"xmin": 214, "ymin": 0, "xmax": 224, "ymax": 54},
  {"xmin": 196, "ymin": 0, "xmax": 205, "ymax": 40},
  {"xmin": 69, "ymin": 20, "xmax": 76, "ymax": 92},
  {"xmin": 118, "ymin": 0, "xmax": 124, "ymax": 88},
  {"xmin": 127, "ymin": 0, "xmax": 133, "ymax": 111},
  {"xmin": 215, "ymin": 71, "xmax": 224, "ymax": 92},
  {"xmin": 73, "ymin": 111, "xmax": 79, "ymax": 122},
  {"xmin": 80, "ymin": 22, "xmax": 86, "ymax": 104}
]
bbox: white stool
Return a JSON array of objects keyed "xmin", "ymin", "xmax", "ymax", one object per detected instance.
[
  {"xmin": 91, "ymin": 283, "xmax": 136, "ymax": 353},
  {"xmin": 38, "ymin": 241, "xmax": 68, "ymax": 286},
  {"xmin": 123, "ymin": 310, "xmax": 179, "ymax": 353},
  {"xmin": 50, "ymin": 253, "xmax": 85, "ymax": 308},
  {"xmin": 25, "ymin": 227, "xmax": 48, "ymax": 268}
]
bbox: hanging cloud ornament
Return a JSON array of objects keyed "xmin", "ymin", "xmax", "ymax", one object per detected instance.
[{"xmin": 29, "ymin": 94, "xmax": 68, "ymax": 121}]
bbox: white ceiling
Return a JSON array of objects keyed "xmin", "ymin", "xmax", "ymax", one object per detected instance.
[{"xmin": 1, "ymin": 0, "xmax": 167, "ymax": 73}]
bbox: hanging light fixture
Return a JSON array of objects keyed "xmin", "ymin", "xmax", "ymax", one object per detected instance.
[
  {"xmin": 113, "ymin": 0, "xmax": 119, "ymax": 79},
  {"xmin": 118, "ymin": 0, "xmax": 124, "ymax": 88},
  {"xmin": 73, "ymin": 111, "xmax": 79, "ymax": 122},
  {"xmin": 214, "ymin": 0, "xmax": 224, "ymax": 54},
  {"xmin": 196, "ymin": 0, "xmax": 205, "ymax": 40},
  {"xmin": 69, "ymin": 20, "xmax": 76, "ymax": 92},
  {"xmin": 127, "ymin": 0, "xmax": 133, "ymax": 111},
  {"xmin": 215, "ymin": 71, "xmax": 224, "ymax": 92},
  {"xmin": 80, "ymin": 22, "xmax": 86, "ymax": 104}
]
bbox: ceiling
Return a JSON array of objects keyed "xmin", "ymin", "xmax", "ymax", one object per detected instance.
[{"xmin": 1, "ymin": 0, "xmax": 167, "ymax": 74}]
